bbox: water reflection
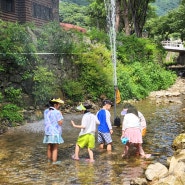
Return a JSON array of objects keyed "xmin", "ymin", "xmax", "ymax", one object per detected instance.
[{"xmin": 0, "ymin": 98, "xmax": 184, "ymax": 184}]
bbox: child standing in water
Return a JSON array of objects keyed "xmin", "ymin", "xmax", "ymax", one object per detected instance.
[
  {"xmin": 71, "ymin": 103, "xmax": 100, "ymax": 162},
  {"xmin": 121, "ymin": 106, "xmax": 151, "ymax": 158},
  {"xmin": 96, "ymin": 99, "xmax": 113, "ymax": 151},
  {"xmin": 121, "ymin": 103, "xmax": 147, "ymax": 137},
  {"xmin": 43, "ymin": 98, "xmax": 64, "ymax": 165}
]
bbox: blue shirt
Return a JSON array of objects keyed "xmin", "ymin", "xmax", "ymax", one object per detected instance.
[{"xmin": 97, "ymin": 109, "xmax": 112, "ymax": 133}]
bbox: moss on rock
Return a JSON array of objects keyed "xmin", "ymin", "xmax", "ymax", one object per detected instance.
[{"xmin": 172, "ymin": 133, "xmax": 185, "ymax": 150}]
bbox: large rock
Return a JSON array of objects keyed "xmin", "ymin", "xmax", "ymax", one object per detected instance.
[
  {"xmin": 172, "ymin": 133, "xmax": 185, "ymax": 150},
  {"xmin": 146, "ymin": 149, "xmax": 185, "ymax": 185},
  {"xmin": 153, "ymin": 174, "xmax": 185, "ymax": 185},
  {"xmin": 168, "ymin": 150, "xmax": 185, "ymax": 181},
  {"xmin": 145, "ymin": 162, "xmax": 168, "ymax": 181}
]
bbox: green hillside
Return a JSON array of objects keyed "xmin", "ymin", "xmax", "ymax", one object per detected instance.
[
  {"xmin": 61, "ymin": 0, "xmax": 89, "ymax": 6},
  {"xmin": 151, "ymin": 0, "xmax": 181, "ymax": 16},
  {"xmin": 62, "ymin": 0, "xmax": 181, "ymax": 16}
]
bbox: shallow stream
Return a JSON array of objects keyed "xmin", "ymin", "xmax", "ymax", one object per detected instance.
[{"xmin": 0, "ymin": 97, "xmax": 185, "ymax": 185}]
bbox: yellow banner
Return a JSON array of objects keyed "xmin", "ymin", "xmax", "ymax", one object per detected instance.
[{"xmin": 116, "ymin": 89, "xmax": 121, "ymax": 104}]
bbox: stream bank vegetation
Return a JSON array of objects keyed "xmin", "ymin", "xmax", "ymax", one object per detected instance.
[{"xmin": 0, "ymin": 20, "xmax": 176, "ymax": 128}]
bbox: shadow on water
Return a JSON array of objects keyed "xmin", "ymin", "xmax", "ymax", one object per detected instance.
[{"xmin": 0, "ymin": 98, "xmax": 185, "ymax": 184}]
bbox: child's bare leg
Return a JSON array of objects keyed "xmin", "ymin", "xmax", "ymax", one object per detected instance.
[
  {"xmin": 138, "ymin": 143, "xmax": 145, "ymax": 156},
  {"xmin": 52, "ymin": 144, "xmax": 59, "ymax": 162},
  {"xmin": 47, "ymin": 144, "xmax": 52, "ymax": 161},
  {"xmin": 138, "ymin": 143, "xmax": 151, "ymax": 158},
  {"xmin": 135, "ymin": 143, "xmax": 140, "ymax": 156},
  {"xmin": 99, "ymin": 143, "xmax": 104, "ymax": 149},
  {"xmin": 122, "ymin": 143, "xmax": 129, "ymax": 157},
  {"xmin": 107, "ymin": 143, "xmax": 112, "ymax": 151},
  {"xmin": 88, "ymin": 148, "xmax": 94, "ymax": 162},
  {"xmin": 74, "ymin": 144, "xmax": 80, "ymax": 159}
]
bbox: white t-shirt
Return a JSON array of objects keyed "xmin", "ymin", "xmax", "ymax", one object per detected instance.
[
  {"xmin": 79, "ymin": 112, "xmax": 100, "ymax": 136},
  {"xmin": 122, "ymin": 113, "xmax": 141, "ymax": 131}
]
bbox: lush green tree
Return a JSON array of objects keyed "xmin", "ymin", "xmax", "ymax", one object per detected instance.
[
  {"xmin": 75, "ymin": 43, "xmax": 114, "ymax": 100},
  {"xmin": 88, "ymin": 0, "xmax": 153, "ymax": 37},
  {"xmin": 38, "ymin": 21, "xmax": 74, "ymax": 53},
  {"xmin": 168, "ymin": 5, "xmax": 185, "ymax": 41},
  {"xmin": 145, "ymin": 4, "xmax": 185, "ymax": 41},
  {"xmin": 116, "ymin": 33, "xmax": 165, "ymax": 64},
  {"xmin": 115, "ymin": 34, "xmax": 176, "ymax": 100},
  {"xmin": 129, "ymin": 0, "xmax": 154, "ymax": 37},
  {"xmin": 59, "ymin": 1, "xmax": 89, "ymax": 27},
  {"xmin": 87, "ymin": 0, "xmax": 107, "ymax": 30},
  {"xmin": 33, "ymin": 66, "xmax": 58, "ymax": 105},
  {"xmin": 0, "ymin": 20, "xmax": 37, "ymax": 66}
]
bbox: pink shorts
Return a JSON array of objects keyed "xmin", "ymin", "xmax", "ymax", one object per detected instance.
[{"xmin": 124, "ymin": 128, "xmax": 142, "ymax": 144}]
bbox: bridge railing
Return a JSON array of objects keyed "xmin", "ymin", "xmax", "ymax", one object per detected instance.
[{"xmin": 161, "ymin": 41, "xmax": 184, "ymax": 49}]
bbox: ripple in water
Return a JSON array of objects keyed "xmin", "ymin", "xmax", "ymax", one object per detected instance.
[{"xmin": 0, "ymin": 99, "xmax": 184, "ymax": 184}]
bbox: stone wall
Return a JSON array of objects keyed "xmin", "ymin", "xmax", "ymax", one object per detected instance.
[{"xmin": 0, "ymin": 54, "xmax": 78, "ymax": 108}]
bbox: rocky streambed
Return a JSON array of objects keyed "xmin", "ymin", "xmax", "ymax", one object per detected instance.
[
  {"xmin": 138, "ymin": 77, "xmax": 185, "ymax": 185},
  {"xmin": 0, "ymin": 78, "xmax": 185, "ymax": 185}
]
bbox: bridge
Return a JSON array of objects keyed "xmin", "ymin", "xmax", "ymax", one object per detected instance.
[
  {"xmin": 161, "ymin": 41, "xmax": 185, "ymax": 52},
  {"xmin": 161, "ymin": 41, "xmax": 185, "ymax": 72}
]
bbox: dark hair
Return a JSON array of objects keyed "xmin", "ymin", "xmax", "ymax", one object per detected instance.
[
  {"xmin": 123, "ymin": 103, "xmax": 133, "ymax": 109},
  {"xmin": 127, "ymin": 106, "xmax": 138, "ymax": 117},
  {"xmin": 83, "ymin": 103, "xmax": 92, "ymax": 109},
  {"xmin": 83, "ymin": 103, "xmax": 92, "ymax": 114},
  {"xmin": 102, "ymin": 99, "xmax": 113, "ymax": 106}
]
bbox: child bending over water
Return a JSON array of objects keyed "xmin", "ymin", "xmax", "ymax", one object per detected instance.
[{"xmin": 121, "ymin": 106, "xmax": 151, "ymax": 158}]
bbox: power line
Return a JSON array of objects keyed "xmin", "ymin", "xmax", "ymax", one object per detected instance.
[{"xmin": 0, "ymin": 52, "xmax": 84, "ymax": 55}]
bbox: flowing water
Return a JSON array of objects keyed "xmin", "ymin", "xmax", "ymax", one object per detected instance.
[{"xmin": 0, "ymin": 97, "xmax": 185, "ymax": 185}]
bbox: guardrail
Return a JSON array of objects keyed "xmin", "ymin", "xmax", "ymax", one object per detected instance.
[{"xmin": 161, "ymin": 41, "xmax": 184, "ymax": 49}]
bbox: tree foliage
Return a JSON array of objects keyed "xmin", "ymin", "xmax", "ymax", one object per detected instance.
[
  {"xmin": 75, "ymin": 43, "xmax": 114, "ymax": 100},
  {"xmin": 0, "ymin": 104, "xmax": 23, "ymax": 125},
  {"xmin": 145, "ymin": 4, "xmax": 185, "ymax": 41},
  {"xmin": 68, "ymin": 31, "xmax": 176, "ymax": 101},
  {"xmin": 38, "ymin": 22, "xmax": 74, "ymax": 53},
  {"xmin": 115, "ymin": 33, "xmax": 176, "ymax": 100},
  {"xmin": 129, "ymin": 0, "xmax": 150, "ymax": 37},
  {"xmin": 0, "ymin": 20, "xmax": 37, "ymax": 66},
  {"xmin": 87, "ymin": 0, "xmax": 152, "ymax": 37},
  {"xmin": 0, "ymin": 19, "xmax": 177, "ymax": 106},
  {"xmin": 87, "ymin": 0, "xmax": 107, "ymax": 30},
  {"xmin": 117, "ymin": 33, "xmax": 165, "ymax": 64},
  {"xmin": 33, "ymin": 66, "xmax": 58, "ymax": 105},
  {"xmin": 59, "ymin": 1, "xmax": 89, "ymax": 27}
]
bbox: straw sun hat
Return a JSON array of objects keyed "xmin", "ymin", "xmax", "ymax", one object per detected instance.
[{"xmin": 50, "ymin": 98, "xmax": 64, "ymax": 104}]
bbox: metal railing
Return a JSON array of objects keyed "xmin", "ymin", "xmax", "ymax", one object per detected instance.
[{"xmin": 161, "ymin": 41, "xmax": 184, "ymax": 49}]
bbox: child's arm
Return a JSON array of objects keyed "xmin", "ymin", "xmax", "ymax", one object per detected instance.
[
  {"xmin": 121, "ymin": 130, "xmax": 125, "ymax": 139},
  {"xmin": 71, "ymin": 120, "xmax": 85, "ymax": 129}
]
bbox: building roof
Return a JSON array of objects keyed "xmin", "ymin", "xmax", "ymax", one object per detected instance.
[{"xmin": 60, "ymin": 23, "xmax": 86, "ymax": 33}]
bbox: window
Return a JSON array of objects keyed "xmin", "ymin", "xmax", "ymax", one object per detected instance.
[
  {"xmin": 1, "ymin": 0, "xmax": 14, "ymax": 12},
  {"xmin": 32, "ymin": 2, "xmax": 53, "ymax": 21}
]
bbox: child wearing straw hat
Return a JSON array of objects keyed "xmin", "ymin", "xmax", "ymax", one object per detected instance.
[{"xmin": 43, "ymin": 98, "xmax": 64, "ymax": 165}]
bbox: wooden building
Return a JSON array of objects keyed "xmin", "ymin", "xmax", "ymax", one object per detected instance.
[{"xmin": 0, "ymin": 0, "xmax": 59, "ymax": 26}]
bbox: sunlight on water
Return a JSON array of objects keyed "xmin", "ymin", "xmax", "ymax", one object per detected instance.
[{"xmin": 0, "ymin": 98, "xmax": 184, "ymax": 184}]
